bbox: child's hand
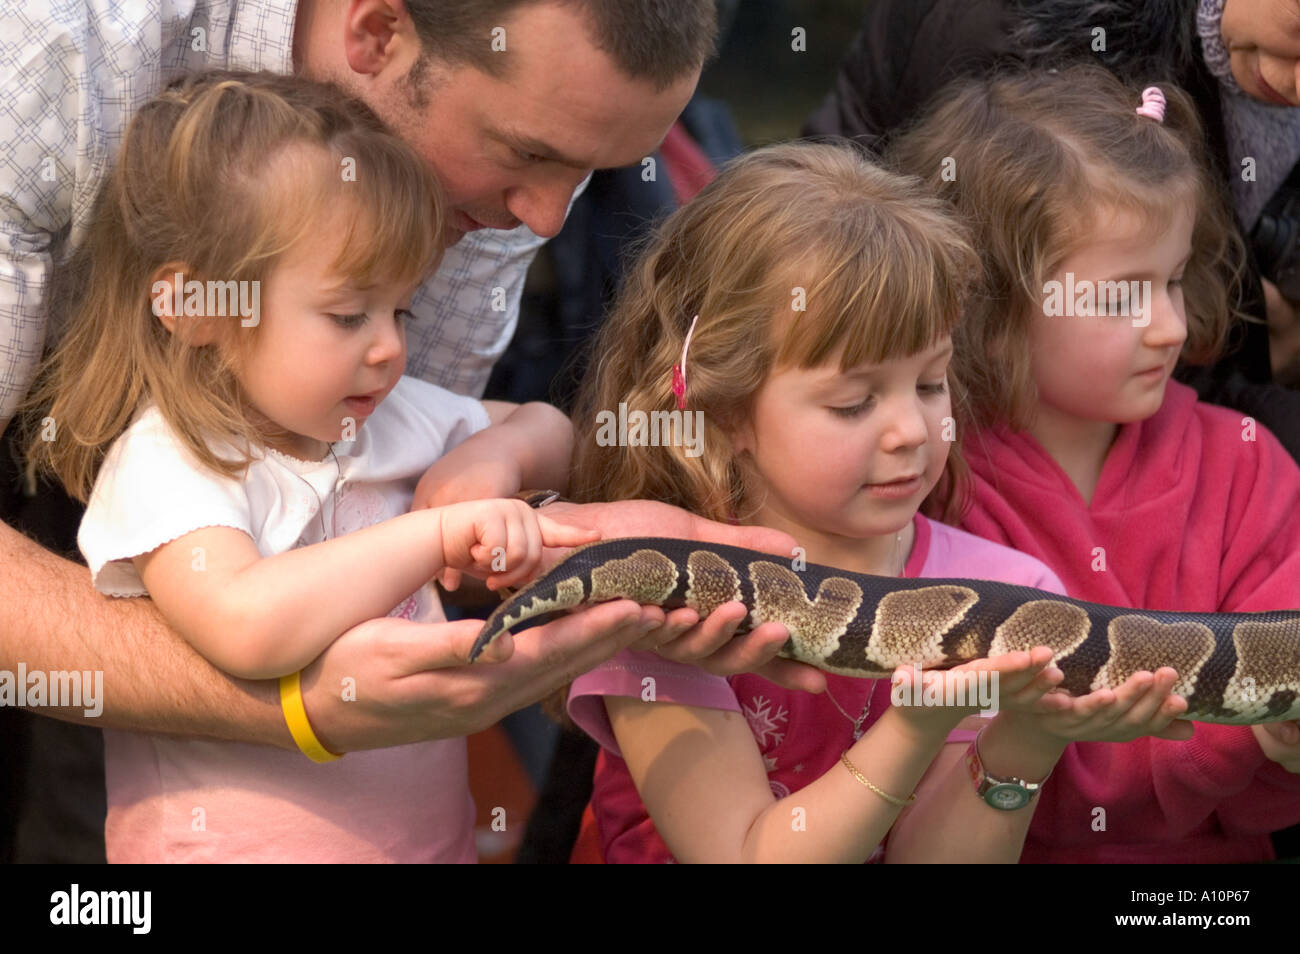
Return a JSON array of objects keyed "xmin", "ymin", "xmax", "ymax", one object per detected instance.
[
  {"xmin": 437, "ymin": 498, "xmax": 599, "ymax": 592},
  {"xmin": 1253, "ymin": 721, "xmax": 1300, "ymax": 773},
  {"xmin": 1026, "ymin": 668, "xmax": 1192, "ymax": 742},
  {"xmin": 414, "ymin": 458, "xmax": 525, "ymax": 591},
  {"xmin": 890, "ymin": 647, "xmax": 1059, "ymax": 734}
]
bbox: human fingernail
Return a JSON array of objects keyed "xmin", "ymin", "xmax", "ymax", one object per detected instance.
[{"xmin": 640, "ymin": 620, "xmax": 660, "ymax": 633}]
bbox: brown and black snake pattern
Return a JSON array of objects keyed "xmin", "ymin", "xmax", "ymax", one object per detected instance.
[{"xmin": 469, "ymin": 538, "xmax": 1300, "ymax": 725}]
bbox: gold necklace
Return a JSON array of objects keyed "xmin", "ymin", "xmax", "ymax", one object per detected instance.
[
  {"xmin": 280, "ymin": 444, "xmax": 342, "ymax": 542},
  {"xmin": 824, "ymin": 529, "xmax": 904, "ymax": 740}
]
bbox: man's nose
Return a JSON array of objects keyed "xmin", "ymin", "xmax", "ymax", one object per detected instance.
[{"xmin": 506, "ymin": 176, "xmax": 587, "ymax": 239}]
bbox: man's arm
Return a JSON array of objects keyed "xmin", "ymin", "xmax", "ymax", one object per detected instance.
[
  {"xmin": 1, "ymin": 518, "xmax": 289, "ymax": 743},
  {"xmin": 5, "ymin": 496, "xmax": 818, "ymax": 749},
  {"xmin": 2, "ymin": 514, "xmax": 666, "ymax": 750}
]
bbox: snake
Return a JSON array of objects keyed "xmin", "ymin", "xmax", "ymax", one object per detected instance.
[{"xmin": 469, "ymin": 538, "xmax": 1300, "ymax": 725}]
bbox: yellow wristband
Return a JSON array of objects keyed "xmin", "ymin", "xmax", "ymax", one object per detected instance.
[{"xmin": 280, "ymin": 671, "xmax": 341, "ymax": 763}]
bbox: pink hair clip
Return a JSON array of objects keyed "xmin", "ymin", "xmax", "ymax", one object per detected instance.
[
  {"xmin": 1135, "ymin": 86, "xmax": 1166, "ymax": 122},
  {"xmin": 671, "ymin": 314, "xmax": 700, "ymax": 411}
]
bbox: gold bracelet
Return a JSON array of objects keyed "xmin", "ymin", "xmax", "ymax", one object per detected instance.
[
  {"xmin": 280, "ymin": 671, "xmax": 342, "ymax": 763},
  {"xmin": 840, "ymin": 750, "xmax": 916, "ymax": 807}
]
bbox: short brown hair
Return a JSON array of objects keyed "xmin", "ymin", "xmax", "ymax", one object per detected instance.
[
  {"xmin": 404, "ymin": 0, "xmax": 717, "ymax": 90},
  {"xmin": 887, "ymin": 64, "xmax": 1247, "ymax": 433}
]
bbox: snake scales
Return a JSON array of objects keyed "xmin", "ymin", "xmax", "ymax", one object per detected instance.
[{"xmin": 469, "ymin": 538, "xmax": 1300, "ymax": 725}]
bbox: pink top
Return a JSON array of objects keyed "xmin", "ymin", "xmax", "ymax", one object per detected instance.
[
  {"xmin": 568, "ymin": 514, "xmax": 1066, "ymax": 864},
  {"xmin": 961, "ymin": 379, "xmax": 1300, "ymax": 863},
  {"xmin": 81, "ymin": 377, "xmax": 490, "ymax": 862}
]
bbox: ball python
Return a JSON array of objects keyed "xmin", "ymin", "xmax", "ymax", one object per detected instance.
[{"xmin": 469, "ymin": 538, "xmax": 1300, "ymax": 725}]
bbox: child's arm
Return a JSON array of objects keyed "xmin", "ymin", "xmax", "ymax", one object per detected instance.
[
  {"xmin": 886, "ymin": 667, "xmax": 1197, "ymax": 861},
  {"xmin": 413, "ymin": 401, "xmax": 574, "ymax": 509},
  {"xmin": 607, "ymin": 694, "xmax": 954, "ymax": 864},
  {"xmin": 606, "ymin": 651, "xmax": 1059, "ymax": 863},
  {"xmin": 133, "ymin": 499, "xmax": 598, "ymax": 680},
  {"xmin": 884, "ymin": 714, "xmax": 1065, "ymax": 863}
]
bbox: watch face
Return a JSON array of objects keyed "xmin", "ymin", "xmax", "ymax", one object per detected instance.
[{"xmin": 985, "ymin": 782, "xmax": 1031, "ymax": 811}]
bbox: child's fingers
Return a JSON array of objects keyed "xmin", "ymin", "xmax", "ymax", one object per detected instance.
[
  {"xmin": 485, "ymin": 503, "xmax": 534, "ymax": 589},
  {"xmin": 439, "ymin": 567, "xmax": 463, "ymax": 592},
  {"xmin": 1000, "ymin": 650, "xmax": 1058, "ymax": 695},
  {"xmin": 1055, "ymin": 686, "xmax": 1119, "ymax": 724},
  {"xmin": 505, "ymin": 503, "xmax": 533, "ymax": 582},
  {"xmin": 961, "ymin": 647, "xmax": 1053, "ymax": 696},
  {"xmin": 1044, "ymin": 670, "xmax": 1187, "ymax": 741},
  {"xmin": 1112, "ymin": 668, "xmax": 1180, "ymax": 730},
  {"xmin": 1031, "ymin": 689, "xmax": 1076, "ymax": 715},
  {"xmin": 1001, "ymin": 665, "xmax": 1065, "ymax": 709}
]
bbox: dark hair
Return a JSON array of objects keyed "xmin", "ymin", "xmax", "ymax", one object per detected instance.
[{"xmin": 404, "ymin": 0, "xmax": 717, "ymax": 90}]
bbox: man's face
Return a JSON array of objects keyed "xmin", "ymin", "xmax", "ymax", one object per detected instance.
[
  {"xmin": 364, "ymin": 1, "xmax": 699, "ymax": 243},
  {"xmin": 1221, "ymin": 0, "xmax": 1300, "ymax": 106}
]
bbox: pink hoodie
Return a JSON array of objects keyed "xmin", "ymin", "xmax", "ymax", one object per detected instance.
[{"xmin": 961, "ymin": 380, "xmax": 1300, "ymax": 863}]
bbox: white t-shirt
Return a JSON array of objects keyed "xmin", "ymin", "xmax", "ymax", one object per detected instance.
[{"xmin": 79, "ymin": 375, "xmax": 493, "ymax": 862}]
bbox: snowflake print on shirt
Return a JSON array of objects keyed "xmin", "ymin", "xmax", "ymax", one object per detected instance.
[
  {"xmin": 743, "ymin": 695, "xmax": 789, "ymax": 749},
  {"xmin": 743, "ymin": 694, "xmax": 792, "ymax": 796}
]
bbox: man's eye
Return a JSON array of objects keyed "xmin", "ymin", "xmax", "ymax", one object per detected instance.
[
  {"xmin": 396, "ymin": 308, "xmax": 415, "ymax": 323},
  {"xmin": 514, "ymin": 149, "xmax": 544, "ymax": 163},
  {"xmin": 329, "ymin": 313, "xmax": 367, "ymax": 329}
]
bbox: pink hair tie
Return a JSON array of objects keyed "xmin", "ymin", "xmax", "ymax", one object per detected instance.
[
  {"xmin": 1135, "ymin": 86, "xmax": 1166, "ymax": 122},
  {"xmin": 671, "ymin": 314, "xmax": 699, "ymax": 411}
]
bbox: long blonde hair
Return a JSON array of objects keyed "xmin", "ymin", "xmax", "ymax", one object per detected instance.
[
  {"xmin": 22, "ymin": 69, "xmax": 445, "ymax": 501},
  {"xmin": 887, "ymin": 64, "xmax": 1247, "ymax": 433},
  {"xmin": 569, "ymin": 141, "xmax": 979, "ymax": 526}
]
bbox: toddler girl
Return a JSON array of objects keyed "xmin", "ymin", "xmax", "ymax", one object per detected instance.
[
  {"xmin": 888, "ymin": 63, "xmax": 1300, "ymax": 863},
  {"xmin": 22, "ymin": 70, "xmax": 596, "ymax": 862},
  {"xmin": 560, "ymin": 142, "xmax": 1186, "ymax": 863}
]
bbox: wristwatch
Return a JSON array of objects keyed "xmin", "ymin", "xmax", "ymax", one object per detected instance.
[
  {"xmin": 965, "ymin": 728, "xmax": 1049, "ymax": 811},
  {"xmin": 516, "ymin": 489, "xmax": 568, "ymax": 508}
]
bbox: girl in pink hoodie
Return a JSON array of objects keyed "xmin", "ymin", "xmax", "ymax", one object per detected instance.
[{"xmin": 889, "ymin": 63, "xmax": 1300, "ymax": 863}]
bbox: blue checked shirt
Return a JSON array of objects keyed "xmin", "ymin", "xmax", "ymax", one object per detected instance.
[{"xmin": 0, "ymin": 0, "xmax": 578, "ymax": 429}]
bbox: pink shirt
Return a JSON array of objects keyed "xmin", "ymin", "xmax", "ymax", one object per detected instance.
[
  {"xmin": 961, "ymin": 380, "xmax": 1300, "ymax": 863},
  {"xmin": 80, "ymin": 377, "xmax": 490, "ymax": 862},
  {"xmin": 568, "ymin": 514, "xmax": 1066, "ymax": 864}
]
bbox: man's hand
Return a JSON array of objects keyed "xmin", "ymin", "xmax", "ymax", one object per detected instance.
[
  {"xmin": 300, "ymin": 598, "xmax": 672, "ymax": 752},
  {"xmin": 533, "ymin": 500, "xmax": 825, "ymax": 693}
]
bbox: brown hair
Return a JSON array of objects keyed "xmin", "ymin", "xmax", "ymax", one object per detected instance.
[
  {"xmin": 405, "ymin": 0, "xmax": 717, "ymax": 90},
  {"xmin": 886, "ymin": 64, "xmax": 1248, "ymax": 433},
  {"xmin": 569, "ymin": 140, "xmax": 979, "ymax": 528},
  {"xmin": 21, "ymin": 69, "xmax": 444, "ymax": 501}
]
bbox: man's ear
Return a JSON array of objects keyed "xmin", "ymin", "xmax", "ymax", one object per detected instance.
[
  {"xmin": 149, "ymin": 263, "xmax": 220, "ymax": 346},
  {"xmin": 341, "ymin": 0, "xmax": 419, "ymax": 78}
]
